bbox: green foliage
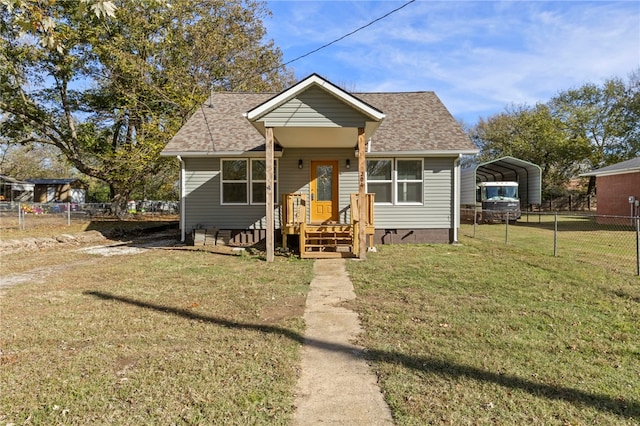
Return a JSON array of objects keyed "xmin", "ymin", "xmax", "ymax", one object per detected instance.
[
  {"xmin": 549, "ymin": 77, "xmax": 640, "ymax": 169},
  {"xmin": 0, "ymin": 142, "xmax": 76, "ymax": 179},
  {"xmin": 0, "ymin": 0, "xmax": 294, "ymax": 211},
  {"xmin": 470, "ymin": 70, "xmax": 640, "ymax": 198}
]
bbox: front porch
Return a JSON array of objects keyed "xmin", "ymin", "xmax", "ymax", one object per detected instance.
[{"xmin": 281, "ymin": 193, "xmax": 375, "ymax": 258}]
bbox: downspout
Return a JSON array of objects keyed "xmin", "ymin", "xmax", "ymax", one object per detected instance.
[
  {"xmin": 177, "ymin": 155, "xmax": 186, "ymax": 243},
  {"xmin": 453, "ymin": 154, "xmax": 462, "ymax": 243}
]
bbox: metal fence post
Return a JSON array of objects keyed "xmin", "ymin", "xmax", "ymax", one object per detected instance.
[
  {"xmin": 473, "ymin": 205, "xmax": 477, "ymax": 238},
  {"xmin": 505, "ymin": 211, "xmax": 509, "ymax": 244},
  {"xmin": 554, "ymin": 212, "xmax": 558, "ymax": 257},
  {"xmin": 67, "ymin": 202, "xmax": 71, "ymax": 226},
  {"xmin": 636, "ymin": 216, "xmax": 639, "ymax": 276}
]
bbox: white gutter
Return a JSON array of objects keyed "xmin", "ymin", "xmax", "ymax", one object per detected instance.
[
  {"xmin": 177, "ymin": 155, "xmax": 186, "ymax": 243},
  {"xmin": 453, "ymin": 154, "xmax": 461, "ymax": 243},
  {"xmin": 161, "ymin": 151, "xmax": 284, "ymax": 158},
  {"xmin": 580, "ymin": 167, "xmax": 640, "ymax": 177},
  {"xmin": 356, "ymin": 149, "xmax": 479, "ymax": 157}
]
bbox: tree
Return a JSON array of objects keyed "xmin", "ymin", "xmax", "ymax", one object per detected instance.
[
  {"xmin": 0, "ymin": 142, "xmax": 75, "ymax": 179},
  {"xmin": 0, "ymin": 0, "xmax": 294, "ymax": 214},
  {"xmin": 470, "ymin": 72, "xmax": 640, "ymax": 198},
  {"xmin": 548, "ymin": 74, "xmax": 640, "ymax": 193},
  {"xmin": 470, "ymin": 104, "xmax": 591, "ymax": 198}
]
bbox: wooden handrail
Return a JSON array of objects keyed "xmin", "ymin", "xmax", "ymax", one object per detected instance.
[
  {"xmin": 350, "ymin": 193, "xmax": 375, "ymax": 227},
  {"xmin": 282, "ymin": 193, "xmax": 307, "ymax": 227}
]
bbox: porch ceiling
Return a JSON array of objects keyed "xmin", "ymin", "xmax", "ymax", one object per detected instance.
[{"xmin": 274, "ymin": 127, "xmax": 361, "ymax": 148}]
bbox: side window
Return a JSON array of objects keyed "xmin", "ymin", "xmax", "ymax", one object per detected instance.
[
  {"xmin": 396, "ymin": 159, "xmax": 423, "ymax": 204},
  {"xmin": 221, "ymin": 159, "xmax": 248, "ymax": 204},
  {"xmin": 251, "ymin": 159, "xmax": 278, "ymax": 204},
  {"xmin": 366, "ymin": 159, "xmax": 392, "ymax": 204}
]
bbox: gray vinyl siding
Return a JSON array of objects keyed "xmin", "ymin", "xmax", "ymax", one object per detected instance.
[
  {"xmin": 373, "ymin": 157, "xmax": 455, "ymax": 229},
  {"xmin": 261, "ymin": 87, "xmax": 369, "ymax": 128},
  {"xmin": 182, "ymin": 154, "xmax": 455, "ymax": 232},
  {"xmin": 182, "ymin": 151, "xmax": 356, "ymax": 232},
  {"xmin": 183, "ymin": 157, "xmax": 282, "ymax": 232}
]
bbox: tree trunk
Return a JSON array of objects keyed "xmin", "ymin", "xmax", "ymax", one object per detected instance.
[{"xmin": 587, "ymin": 176, "xmax": 596, "ymax": 195}]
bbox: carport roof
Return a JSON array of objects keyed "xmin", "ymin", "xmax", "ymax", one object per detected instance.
[
  {"xmin": 461, "ymin": 156, "xmax": 542, "ymax": 205},
  {"xmin": 470, "ymin": 156, "xmax": 542, "ymax": 182}
]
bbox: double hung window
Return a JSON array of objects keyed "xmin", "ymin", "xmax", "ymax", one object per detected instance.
[
  {"xmin": 221, "ymin": 159, "xmax": 277, "ymax": 205},
  {"xmin": 366, "ymin": 159, "xmax": 423, "ymax": 204}
]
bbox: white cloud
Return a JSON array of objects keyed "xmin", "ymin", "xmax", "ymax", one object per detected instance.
[{"xmin": 266, "ymin": 1, "xmax": 639, "ymax": 121}]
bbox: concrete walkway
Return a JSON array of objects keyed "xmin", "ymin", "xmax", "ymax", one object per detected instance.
[{"xmin": 292, "ymin": 259, "xmax": 394, "ymax": 425}]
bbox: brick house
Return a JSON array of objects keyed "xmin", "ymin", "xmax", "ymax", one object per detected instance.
[{"xmin": 581, "ymin": 157, "xmax": 640, "ymax": 218}]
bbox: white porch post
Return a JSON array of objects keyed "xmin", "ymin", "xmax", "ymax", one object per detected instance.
[
  {"xmin": 266, "ymin": 127, "xmax": 275, "ymax": 262},
  {"xmin": 358, "ymin": 128, "xmax": 367, "ymax": 259}
]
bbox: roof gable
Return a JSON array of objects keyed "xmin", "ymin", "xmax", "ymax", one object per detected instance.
[
  {"xmin": 258, "ymin": 86, "xmax": 371, "ymax": 128},
  {"xmin": 246, "ymin": 73, "xmax": 385, "ymax": 123}
]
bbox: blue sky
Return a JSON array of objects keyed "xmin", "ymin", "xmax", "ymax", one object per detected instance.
[{"xmin": 264, "ymin": 1, "xmax": 640, "ymax": 124}]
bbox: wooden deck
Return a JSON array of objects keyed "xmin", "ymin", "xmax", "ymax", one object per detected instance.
[{"xmin": 281, "ymin": 193, "xmax": 374, "ymax": 259}]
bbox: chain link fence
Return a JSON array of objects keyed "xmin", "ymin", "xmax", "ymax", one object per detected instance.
[
  {"xmin": 0, "ymin": 201, "xmax": 179, "ymax": 231},
  {"xmin": 460, "ymin": 209, "xmax": 640, "ymax": 276}
]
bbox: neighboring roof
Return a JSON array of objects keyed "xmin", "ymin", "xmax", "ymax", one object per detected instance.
[
  {"xmin": 0, "ymin": 175, "xmax": 30, "ymax": 184},
  {"xmin": 580, "ymin": 157, "xmax": 640, "ymax": 177},
  {"xmin": 26, "ymin": 178, "xmax": 83, "ymax": 185},
  {"xmin": 460, "ymin": 156, "xmax": 542, "ymax": 205},
  {"xmin": 162, "ymin": 78, "xmax": 477, "ymax": 157}
]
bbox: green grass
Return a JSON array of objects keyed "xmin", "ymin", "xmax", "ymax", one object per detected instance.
[
  {"xmin": 3, "ymin": 220, "xmax": 639, "ymax": 424},
  {"xmin": 462, "ymin": 216, "xmax": 639, "ymax": 275},
  {"xmin": 346, "ymin": 239, "xmax": 639, "ymax": 425},
  {"xmin": 0, "ymin": 248, "xmax": 313, "ymax": 425}
]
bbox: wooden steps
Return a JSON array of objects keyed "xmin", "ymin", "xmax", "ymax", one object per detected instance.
[{"xmin": 300, "ymin": 225, "xmax": 355, "ymax": 259}]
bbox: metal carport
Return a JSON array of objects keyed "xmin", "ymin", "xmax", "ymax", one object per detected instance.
[{"xmin": 460, "ymin": 156, "xmax": 542, "ymax": 207}]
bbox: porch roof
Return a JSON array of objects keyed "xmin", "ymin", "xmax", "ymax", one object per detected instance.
[{"xmin": 162, "ymin": 78, "xmax": 477, "ymax": 157}]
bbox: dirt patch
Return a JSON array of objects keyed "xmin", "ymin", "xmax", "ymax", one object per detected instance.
[
  {"xmin": 0, "ymin": 230, "xmax": 108, "ymax": 255},
  {"xmin": 259, "ymin": 295, "xmax": 306, "ymax": 325},
  {"xmin": 0, "ymin": 231, "xmax": 179, "ymax": 289}
]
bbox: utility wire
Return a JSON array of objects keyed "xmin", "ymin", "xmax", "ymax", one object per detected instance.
[{"xmin": 280, "ymin": 0, "xmax": 416, "ymax": 68}]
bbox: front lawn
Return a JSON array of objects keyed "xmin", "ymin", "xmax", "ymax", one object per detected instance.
[
  {"xmin": 0, "ymin": 248, "xmax": 313, "ymax": 425},
  {"xmin": 2, "ymin": 227, "xmax": 638, "ymax": 425},
  {"xmin": 346, "ymin": 238, "xmax": 639, "ymax": 425}
]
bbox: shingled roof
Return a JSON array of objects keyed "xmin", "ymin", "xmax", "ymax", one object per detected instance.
[
  {"xmin": 358, "ymin": 92, "xmax": 475, "ymax": 153},
  {"xmin": 580, "ymin": 157, "xmax": 640, "ymax": 177},
  {"xmin": 162, "ymin": 90, "xmax": 477, "ymax": 156}
]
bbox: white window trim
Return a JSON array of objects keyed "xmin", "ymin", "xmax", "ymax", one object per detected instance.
[
  {"xmin": 221, "ymin": 158, "xmax": 248, "ymax": 205},
  {"xmin": 221, "ymin": 158, "xmax": 279, "ymax": 206},
  {"xmin": 250, "ymin": 158, "xmax": 278, "ymax": 205},
  {"xmin": 395, "ymin": 158, "xmax": 424, "ymax": 205},
  {"xmin": 365, "ymin": 158, "xmax": 394, "ymax": 205},
  {"xmin": 365, "ymin": 158, "xmax": 424, "ymax": 205}
]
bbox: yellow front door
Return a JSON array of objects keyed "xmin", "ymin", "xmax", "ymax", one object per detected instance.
[{"xmin": 310, "ymin": 160, "xmax": 338, "ymax": 223}]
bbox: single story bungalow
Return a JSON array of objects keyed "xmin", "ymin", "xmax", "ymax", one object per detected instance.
[
  {"xmin": 161, "ymin": 74, "xmax": 478, "ymax": 260},
  {"xmin": 27, "ymin": 178, "xmax": 87, "ymax": 203}
]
